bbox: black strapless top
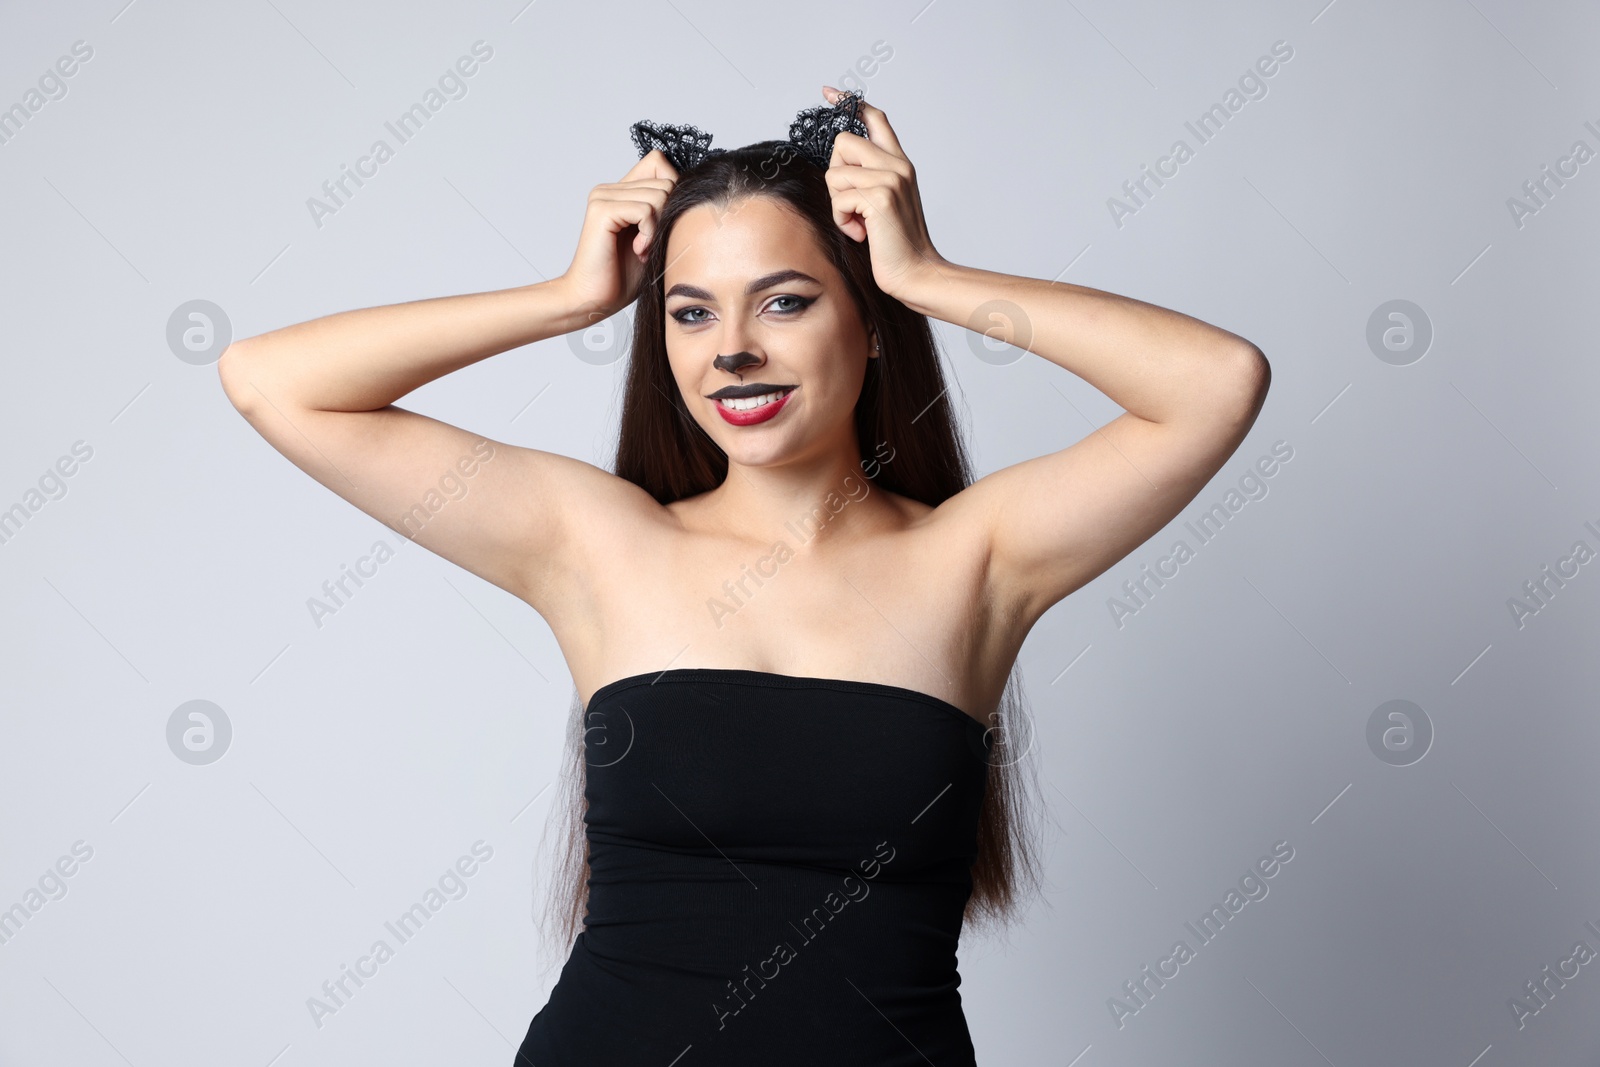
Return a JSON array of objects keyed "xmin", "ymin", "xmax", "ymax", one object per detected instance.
[{"xmin": 516, "ymin": 667, "xmax": 993, "ymax": 1066}]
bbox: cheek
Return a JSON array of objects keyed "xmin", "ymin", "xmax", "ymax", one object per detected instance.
[{"xmin": 664, "ymin": 340, "xmax": 699, "ymax": 386}]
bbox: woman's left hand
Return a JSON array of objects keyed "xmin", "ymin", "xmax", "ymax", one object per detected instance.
[{"xmin": 822, "ymin": 86, "xmax": 949, "ymax": 303}]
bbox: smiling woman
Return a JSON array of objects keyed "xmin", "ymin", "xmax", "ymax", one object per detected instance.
[
  {"xmin": 508, "ymin": 99, "xmax": 1053, "ymax": 1064},
  {"xmin": 216, "ymin": 85, "xmax": 1266, "ymax": 1067},
  {"xmin": 606, "ymin": 132, "xmax": 954, "ymax": 512}
]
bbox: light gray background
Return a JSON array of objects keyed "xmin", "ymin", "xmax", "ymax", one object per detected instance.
[{"xmin": 2, "ymin": 0, "xmax": 1596, "ymax": 1064}]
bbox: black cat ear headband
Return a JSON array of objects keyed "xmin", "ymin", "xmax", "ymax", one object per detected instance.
[{"xmin": 628, "ymin": 89, "xmax": 868, "ymax": 173}]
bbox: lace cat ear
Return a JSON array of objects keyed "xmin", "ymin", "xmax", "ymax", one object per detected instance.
[
  {"xmin": 629, "ymin": 120, "xmax": 715, "ymax": 173},
  {"xmin": 629, "ymin": 92, "xmax": 867, "ymax": 174},
  {"xmin": 786, "ymin": 89, "xmax": 869, "ymax": 169}
]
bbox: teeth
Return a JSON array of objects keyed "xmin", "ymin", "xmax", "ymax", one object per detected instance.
[{"xmin": 720, "ymin": 389, "xmax": 789, "ymax": 412}]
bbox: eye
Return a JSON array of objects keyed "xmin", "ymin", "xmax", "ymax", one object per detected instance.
[
  {"xmin": 767, "ymin": 294, "xmax": 813, "ymax": 314},
  {"xmin": 669, "ymin": 294, "xmax": 814, "ymax": 326},
  {"xmin": 671, "ymin": 306, "xmax": 710, "ymax": 325}
]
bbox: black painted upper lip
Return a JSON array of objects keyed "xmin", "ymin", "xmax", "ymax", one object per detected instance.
[{"xmin": 705, "ymin": 383, "xmax": 797, "ymax": 400}]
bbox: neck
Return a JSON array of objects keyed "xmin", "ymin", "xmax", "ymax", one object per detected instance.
[{"xmin": 693, "ymin": 447, "xmax": 895, "ymax": 550}]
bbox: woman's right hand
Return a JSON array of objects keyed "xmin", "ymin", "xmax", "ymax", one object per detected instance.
[{"xmin": 555, "ymin": 149, "xmax": 679, "ymax": 322}]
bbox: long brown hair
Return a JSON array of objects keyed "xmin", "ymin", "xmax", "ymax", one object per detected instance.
[{"xmin": 539, "ymin": 139, "xmax": 1044, "ymax": 962}]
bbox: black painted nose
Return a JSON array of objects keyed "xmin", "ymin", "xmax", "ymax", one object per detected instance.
[{"xmin": 713, "ymin": 351, "xmax": 761, "ymax": 374}]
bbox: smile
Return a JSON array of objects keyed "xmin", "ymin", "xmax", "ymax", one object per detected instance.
[{"xmin": 714, "ymin": 386, "xmax": 796, "ymax": 425}]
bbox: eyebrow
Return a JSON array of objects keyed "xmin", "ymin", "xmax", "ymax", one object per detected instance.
[{"xmin": 664, "ymin": 269, "xmax": 822, "ymax": 302}]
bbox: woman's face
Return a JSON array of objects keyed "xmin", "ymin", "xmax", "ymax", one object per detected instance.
[{"xmin": 661, "ymin": 195, "xmax": 874, "ymax": 469}]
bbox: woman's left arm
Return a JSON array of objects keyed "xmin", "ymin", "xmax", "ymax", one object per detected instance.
[
  {"xmin": 824, "ymin": 88, "xmax": 1270, "ymax": 625},
  {"xmin": 903, "ymin": 260, "xmax": 1268, "ymax": 624}
]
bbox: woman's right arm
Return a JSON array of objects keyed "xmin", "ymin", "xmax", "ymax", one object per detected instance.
[
  {"xmin": 220, "ymin": 278, "xmax": 594, "ymax": 415},
  {"xmin": 216, "ymin": 280, "xmax": 616, "ymax": 619},
  {"xmin": 216, "ymin": 150, "xmax": 681, "ymax": 620}
]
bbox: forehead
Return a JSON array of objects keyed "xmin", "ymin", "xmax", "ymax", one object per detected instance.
[{"xmin": 664, "ymin": 196, "xmax": 833, "ymax": 290}]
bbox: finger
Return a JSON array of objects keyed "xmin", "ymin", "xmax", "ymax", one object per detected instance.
[
  {"xmin": 855, "ymin": 99, "xmax": 906, "ymax": 159},
  {"xmin": 829, "ymin": 130, "xmax": 911, "ymax": 179},
  {"xmin": 824, "ymin": 165, "xmax": 898, "ymax": 194},
  {"xmin": 604, "ymin": 177, "xmax": 677, "ymax": 194},
  {"xmin": 622, "ymin": 148, "xmax": 680, "ymax": 183},
  {"xmin": 823, "ymin": 87, "xmax": 907, "ymax": 161},
  {"xmin": 631, "ymin": 148, "xmax": 679, "ymax": 182},
  {"xmin": 592, "ymin": 185, "xmax": 670, "ymax": 207},
  {"xmin": 831, "ymin": 178, "xmax": 927, "ymax": 259},
  {"xmin": 590, "ymin": 196, "xmax": 661, "ymax": 239},
  {"xmin": 828, "ymin": 186, "xmax": 871, "ymax": 242},
  {"xmin": 591, "ymin": 193, "xmax": 666, "ymax": 245}
]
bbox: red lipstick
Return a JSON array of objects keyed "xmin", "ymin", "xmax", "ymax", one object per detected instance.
[{"xmin": 713, "ymin": 388, "xmax": 795, "ymax": 426}]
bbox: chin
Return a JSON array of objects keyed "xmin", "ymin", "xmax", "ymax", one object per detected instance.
[{"xmin": 720, "ymin": 439, "xmax": 795, "ymax": 468}]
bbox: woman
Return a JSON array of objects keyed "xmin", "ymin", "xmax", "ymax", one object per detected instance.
[{"xmin": 219, "ymin": 86, "xmax": 1267, "ymax": 1065}]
